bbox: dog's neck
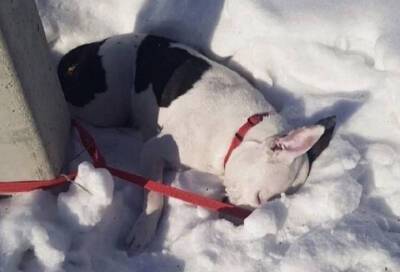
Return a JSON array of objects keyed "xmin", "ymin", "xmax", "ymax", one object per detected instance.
[
  {"xmin": 240, "ymin": 114, "xmax": 288, "ymax": 144},
  {"xmin": 214, "ymin": 113, "xmax": 288, "ymax": 175}
]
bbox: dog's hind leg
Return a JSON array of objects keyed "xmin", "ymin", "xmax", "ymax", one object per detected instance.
[{"xmin": 126, "ymin": 135, "xmax": 179, "ymax": 254}]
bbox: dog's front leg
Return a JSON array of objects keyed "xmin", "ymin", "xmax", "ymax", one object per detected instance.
[
  {"xmin": 127, "ymin": 190, "xmax": 164, "ymax": 255},
  {"xmin": 126, "ymin": 138, "xmax": 167, "ymax": 255}
]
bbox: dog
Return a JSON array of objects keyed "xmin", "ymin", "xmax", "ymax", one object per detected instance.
[{"xmin": 58, "ymin": 34, "xmax": 335, "ymax": 253}]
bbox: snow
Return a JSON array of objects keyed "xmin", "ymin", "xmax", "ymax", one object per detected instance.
[
  {"xmin": 243, "ymin": 201, "xmax": 280, "ymax": 238},
  {"xmin": 58, "ymin": 162, "xmax": 114, "ymax": 230},
  {"xmin": 1, "ymin": 0, "xmax": 400, "ymax": 271},
  {"xmin": 0, "ymin": 192, "xmax": 69, "ymax": 272}
]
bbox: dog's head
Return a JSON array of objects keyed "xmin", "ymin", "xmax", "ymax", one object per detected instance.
[{"xmin": 224, "ymin": 116, "xmax": 335, "ymax": 208}]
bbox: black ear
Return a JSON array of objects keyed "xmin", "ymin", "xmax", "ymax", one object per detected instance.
[
  {"xmin": 57, "ymin": 40, "xmax": 107, "ymax": 107},
  {"xmin": 307, "ymin": 116, "xmax": 336, "ymax": 167},
  {"xmin": 285, "ymin": 116, "xmax": 336, "ymax": 196}
]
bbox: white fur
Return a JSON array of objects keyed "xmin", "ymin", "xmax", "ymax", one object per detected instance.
[
  {"xmin": 63, "ymin": 34, "xmax": 327, "ymax": 253},
  {"xmin": 127, "ymin": 39, "xmax": 326, "ymax": 253}
]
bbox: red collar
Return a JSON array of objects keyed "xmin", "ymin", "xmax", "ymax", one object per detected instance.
[{"xmin": 223, "ymin": 112, "xmax": 272, "ymax": 168}]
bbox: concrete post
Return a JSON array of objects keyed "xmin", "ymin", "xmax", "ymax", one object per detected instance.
[{"xmin": 0, "ymin": 0, "xmax": 70, "ymax": 181}]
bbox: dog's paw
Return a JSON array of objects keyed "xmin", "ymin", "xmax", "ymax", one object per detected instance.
[{"xmin": 126, "ymin": 211, "xmax": 160, "ymax": 255}]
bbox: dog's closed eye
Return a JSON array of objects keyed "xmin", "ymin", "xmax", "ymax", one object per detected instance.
[{"xmin": 256, "ymin": 192, "xmax": 262, "ymax": 205}]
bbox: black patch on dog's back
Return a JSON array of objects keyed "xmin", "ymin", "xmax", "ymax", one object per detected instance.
[
  {"xmin": 135, "ymin": 35, "xmax": 210, "ymax": 107},
  {"xmin": 58, "ymin": 40, "xmax": 107, "ymax": 107}
]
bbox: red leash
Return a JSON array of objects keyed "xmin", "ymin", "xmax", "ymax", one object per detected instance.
[{"xmin": 0, "ymin": 120, "xmax": 252, "ymax": 220}]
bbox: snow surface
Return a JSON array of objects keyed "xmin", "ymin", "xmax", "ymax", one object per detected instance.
[{"xmin": 1, "ymin": 0, "xmax": 400, "ymax": 271}]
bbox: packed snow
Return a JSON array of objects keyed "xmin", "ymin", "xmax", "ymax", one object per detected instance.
[{"xmin": 1, "ymin": 0, "xmax": 400, "ymax": 271}]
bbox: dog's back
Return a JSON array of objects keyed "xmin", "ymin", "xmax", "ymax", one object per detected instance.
[{"xmin": 57, "ymin": 34, "xmax": 275, "ymax": 136}]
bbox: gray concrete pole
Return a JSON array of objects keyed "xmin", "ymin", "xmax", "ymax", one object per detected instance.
[{"xmin": 0, "ymin": 0, "xmax": 70, "ymax": 181}]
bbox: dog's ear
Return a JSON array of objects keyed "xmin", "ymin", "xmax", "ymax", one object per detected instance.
[
  {"xmin": 306, "ymin": 116, "xmax": 336, "ymax": 166},
  {"xmin": 273, "ymin": 125, "xmax": 326, "ymax": 163}
]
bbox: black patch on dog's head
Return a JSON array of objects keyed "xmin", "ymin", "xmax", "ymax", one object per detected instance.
[
  {"xmin": 57, "ymin": 40, "xmax": 107, "ymax": 107},
  {"xmin": 135, "ymin": 35, "xmax": 210, "ymax": 107},
  {"xmin": 307, "ymin": 115, "xmax": 336, "ymax": 166},
  {"xmin": 285, "ymin": 116, "xmax": 336, "ymax": 196}
]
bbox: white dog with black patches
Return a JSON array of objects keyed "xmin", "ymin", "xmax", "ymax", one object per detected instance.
[{"xmin": 58, "ymin": 34, "xmax": 335, "ymax": 253}]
